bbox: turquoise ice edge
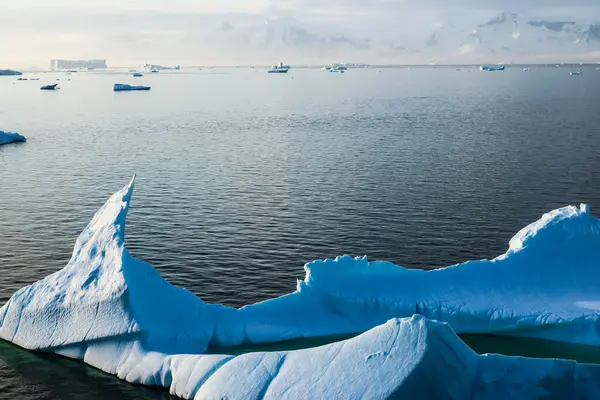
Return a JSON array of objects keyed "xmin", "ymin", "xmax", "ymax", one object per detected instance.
[{"xmin": 0, "ymin": 130, "xmax": 26, "ymax": 145}]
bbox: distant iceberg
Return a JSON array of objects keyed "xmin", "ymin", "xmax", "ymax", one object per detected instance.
[
  {"xmin": 50, "ymin": 59, "xmax": 107, "ymax": 70},
  {"xmin": 0, "ymin": 69, "xmax": 22, "ymax": 76},
  {"xmin": 141, "ymin": 63, "xmax": 180, "ymax": 71},
  {"xmin": 480, "ymin": 65, "xmax": 505, "ymax": 71},
  {"xmin": 113, "ymin": 83, "xmax": 150, "ymax": 91},
  {"xmin": 268, "ymin": 62, "xmax": 290, "ymax": 73},
  {"xmin": 0, "ymin": 131, "xmax": 26, "ymax": 145},
  {"xmin": 40, "ymin": 84, "xmax": 59, "ymax": 90},
  {"xmin": 2, "ymin": 177, "xmax": 600, "ymax": 398}
]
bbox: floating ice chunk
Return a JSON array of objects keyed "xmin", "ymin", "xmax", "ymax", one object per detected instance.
[
  {"xmin": 141, "ymin": 63, "xmax": 180, "ymax": 71},
  {"xmin": 0, "ymin": 131, "xmax": 26, "ymax": 145},
  {"xmin": 40, "ymin": 84, "xmax": 59, "ymax": 90},
  {"xmin": 113, "ymin": 83, "xmax": 151, "ymax": 91},
  {"xmin": 2, "ymin": 177, "xmax": 600, "ymax": 398},
  {"xmin": 480, "ymin": 65, "xmax": 505, "ymax": 71}
]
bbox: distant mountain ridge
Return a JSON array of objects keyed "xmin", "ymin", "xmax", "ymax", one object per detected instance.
[
  {"xmin": 423, "ymin": 12, "xmax": 600, "ymax": 62},
  {"xmin": 3, "ymin": 8, "xmax": 598, "ymax": 66},
  {"xmin": 211, "ymin": 11, "xmax": 600, "ymax": 63}
]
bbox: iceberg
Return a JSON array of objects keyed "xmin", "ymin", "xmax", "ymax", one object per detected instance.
[
  {"xmin": 113, "ymin": 83, "xmax": 151, "ymax": 91},
  {"xmin": 0, "ymin": 69, "xmax": 22, "ymax": 76},
  {"xmin": 50, "ymin": 59, "xmax": 107, "ymax": 70},
  {"xmin": 480, "ymin": 65, "xmax": 506, "ymax": 71},
  {"xmin": 268, "ymin": 62, "xmax": 291, "ymax": 73},
  {"xmin": 0, "ymin": 131, "xmax": 26, "ymax": 145},
  {"xmin": 2, "ymin": 176, "xmax": 600, "ymax": 398},
  {"xmin": 141, "ymin": 63, "xmax": 180, "ymax": 71},
  {"xmin": 40, "ymin": 84, "xmax": 59, "ymax": 90}
]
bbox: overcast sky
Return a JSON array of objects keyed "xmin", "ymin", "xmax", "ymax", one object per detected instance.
[{"xmin": 1, "ymin": 0, "xmax": 599, "ymax": 67}]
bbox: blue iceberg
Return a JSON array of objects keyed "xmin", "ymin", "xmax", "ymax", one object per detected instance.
[
  {"xmin": 480, "ymin": 65, "xmax": 506, "ymax": 71},
  {"xmin": 114, "ymin": 83, "xmax": 150, "ymax": 91},
  {"xmin": 2, "ymin": 176, "xmax": 600, "ymax": 398},
  {"xmin": 0, "ymin": 69, "xmax": 22, "ymax": 76},
  {"xmin": 0, "ymin": 131, "xmax": 26, "ymax": 145},
  {"xmin": 40, "ymin": 84, "xmax": 59, "ymax": 90}
]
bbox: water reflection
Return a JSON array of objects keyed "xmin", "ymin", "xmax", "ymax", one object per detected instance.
[{"xmin": 0, "ymin": 341, "xmax": 173, "ymax": 399}]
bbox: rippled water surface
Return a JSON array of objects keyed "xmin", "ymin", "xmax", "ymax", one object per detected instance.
[{"xmin": 1, "ymin": 66, "xmax": 600, "ymax": 398}]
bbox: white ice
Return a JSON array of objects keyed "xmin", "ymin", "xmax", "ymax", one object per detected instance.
[
  {"xmin": 2, "ymin": 176, "xmax": 600, "ymax": 399},
  {"xmin": 0, "ymin": 131, "xmax": 26, "ymax": 145}
]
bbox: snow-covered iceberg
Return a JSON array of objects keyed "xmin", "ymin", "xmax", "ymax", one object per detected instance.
[
  {"xmin": 0, "ymin": 131, "xmax": 26, "ymax": 145},
  {"xmin": 2, "ymin": 176, "xmax": 600, "ymax": 398},
  {"xmin": 141, "ymin": 63, "xmax": 180, "ymax": 71}
]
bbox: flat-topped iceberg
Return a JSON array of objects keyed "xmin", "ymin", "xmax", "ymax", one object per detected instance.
[
  {"xmin": 0, "ymin": 69, "xmax": 22, "ymax": 76},
  {"xmin": 114, "ymin": 83, "xmax": 150, "ymax": 91},
  {"xmin": 2, "ymin": 176, "xmax": 600, "ymax": 398},
  {"xmin": 141, "ymin": 63, "xmax": 180, "ymax": 71},
  {"xmin": 0, "ymin": 131, "xmax": 26, "ymax": 145},
  {"xmin": 480, "ymin": 65, "xmax": 506, "ymax": 71}
]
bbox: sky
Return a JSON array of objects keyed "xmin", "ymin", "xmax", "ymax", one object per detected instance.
[{"xmin": 1, "ymin": 0, "xmax": 599, "ymax": 67}]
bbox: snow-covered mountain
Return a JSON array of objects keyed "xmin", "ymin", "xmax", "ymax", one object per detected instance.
[
  {"xmin": 2, "ymin": 7, "xmax": 599, "ymax": 66},
  {"xmin": 206, "ymin": 11, "xmax": 600, "ymax": 63},
  {"xmin": 423, "ymin": 12, "xmax": 600, "ymax": 63},
  {"xmin": 197, "ymin": 15, "xmax": 371, "ymax": 64}
]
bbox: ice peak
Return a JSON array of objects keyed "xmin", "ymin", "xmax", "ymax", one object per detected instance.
[
  {"xmin": 76, "ymin": 174, "xmax": 135, "ymax": 248},
  {"xmin": 508, "ymin": 205, "xmax": 599, "ymax": 253}
]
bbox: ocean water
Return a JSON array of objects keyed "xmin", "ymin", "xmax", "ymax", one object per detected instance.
[{"xmin": 1, "ymin": 66, "xmax": 600, "ymax": 398}]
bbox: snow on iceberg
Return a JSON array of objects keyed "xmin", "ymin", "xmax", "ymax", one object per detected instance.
[
  {"xmin": 2, "ymin": 176, "xmax": 600, "ymax": 398},
  {"xmin": 0, "ymin": 131, "xmax": 26, "ymax": 145}
]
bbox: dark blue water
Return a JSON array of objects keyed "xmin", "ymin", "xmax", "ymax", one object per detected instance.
[{"xmin": 1, "ymin": 66, "xmax": 600, "ymax": 398}]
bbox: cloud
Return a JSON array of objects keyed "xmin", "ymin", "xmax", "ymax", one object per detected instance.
[
  {"xmin": 0, "ymin": 0, "xmax": 599, "ymax": 66},
  {"xmin": 2, "ymin": 0, "xmax": 270, "ymax": 13},
  {"xmin": 33, "ymin": 33, "xmax": 84, "ymax": 44}
]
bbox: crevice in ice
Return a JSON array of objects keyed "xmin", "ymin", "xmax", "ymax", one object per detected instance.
[
  {"xmin": 0, "ymin": 298, "xmax": 10, "ymax": 329},
  {"xmin": 309, "ymin": 340, "xmax": 346, "ymax": 388},
  {"xmin": 9, "ymin": 301, "xmax": 23, "ymax": 343},
  {"xmin": 256, "ymin": 353, "xmax": 287, "ymax": 399},
  {"xmin": 81, "ymin": 303, "xmax": 101, "ymax": 342},
  {"xmin": 381, "ymin": 321, "xmax": 402, "ymax": 366},
  {"xmin": 187, "ymin": 356, "xmax": 234, "ymax": 399}
]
